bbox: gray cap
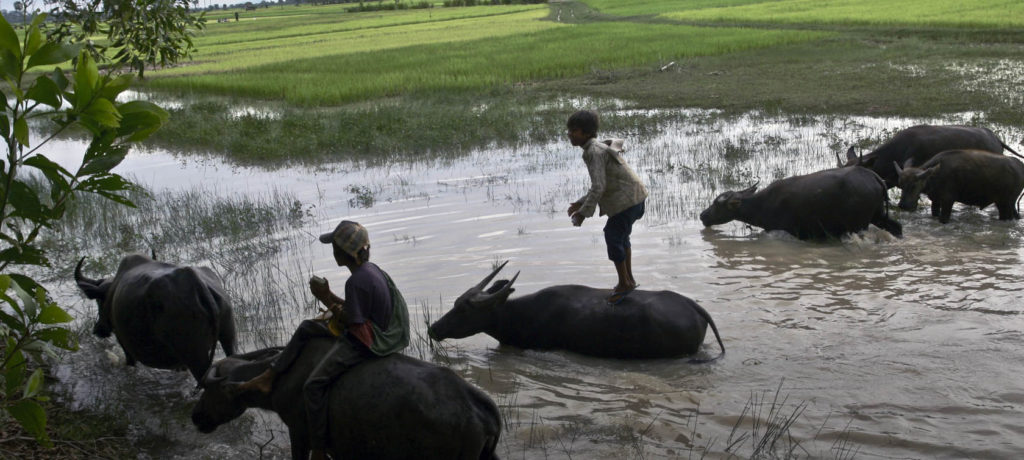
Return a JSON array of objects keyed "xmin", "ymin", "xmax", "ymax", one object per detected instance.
[{"xmin": 319, "ymin": 220, "xmax": 369, "ymax": 257}]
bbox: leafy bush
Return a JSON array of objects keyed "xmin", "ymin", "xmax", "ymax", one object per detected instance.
[{"xmin": 0, "ymin": 13, "xmax": 168, "ymax": 446}]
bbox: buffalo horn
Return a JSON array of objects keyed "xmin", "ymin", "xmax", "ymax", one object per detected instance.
[
  {"xmin": 893, "ymin": 161, "xmax": 903, "ymax": 175},
  {"xmin": 474, "ymin": 261, "xmax": 509, "ymax": 292},
  {"xmin": 834, "ymin": 150, "xmax": 843, "ymax": 168},
  {"xmin": 74, "ymin": 257, "xmax": 99, "ymax": 286},
  {"xmin": 202, "ymin": 363, "xmax": 226, "ymax": 388},
  {"xmin": 740, "ymin": 182, "xmax": 759, "ymax": 194}
]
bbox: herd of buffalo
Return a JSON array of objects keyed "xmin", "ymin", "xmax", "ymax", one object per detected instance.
[{"xmin": 71, "ymin": 124, "xmax": 1022, "ymax": 459}]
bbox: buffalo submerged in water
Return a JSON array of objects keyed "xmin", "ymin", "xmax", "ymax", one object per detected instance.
[
  {"xmin": 74, "ymin": 254, "xmax": 237, "ymax": 382},
  {"xmin": 192, "ymin": 337, "xmax": 502, "ymax": 460},
  {"xmin": 700, "ymin": 166, "xmax": 903, "ymax": 240},
  {"xmin": 428, "ymin": 262, "xmax": 725, "ymax": 360}
]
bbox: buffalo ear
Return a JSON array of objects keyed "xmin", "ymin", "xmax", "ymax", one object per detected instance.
[
  {"xmin": 920, "ymin": 164, "xmax": 940, "ymax": 181},
  {"xmin": 846, "ymin": 146, "xmax": 857, "ymax": 163},
  {"xmin": 77, "ymin": 281, "xmax": 106, "ymax": 300},
  {"xmin": 485, "ymin": 279, "xmax": 511, "ymax": 295}
]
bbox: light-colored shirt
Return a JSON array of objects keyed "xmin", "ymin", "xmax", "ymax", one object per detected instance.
[{"xmin": 574, "ymin": 138, "xmax": 648, "ymax": 217}]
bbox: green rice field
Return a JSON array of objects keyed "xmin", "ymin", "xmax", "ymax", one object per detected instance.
[{"xmin": 653, "ymin": 0, "xmax": 1024, "ymax": 28}]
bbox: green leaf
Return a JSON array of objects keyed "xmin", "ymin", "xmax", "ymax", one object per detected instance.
[
  {"xmin": 23, "ymin": 368, "xmax": 43, "ymax": 399},
  {"xmin": 79, "ymin": 151, "xmax": 129, "ymax": 177},
  {"xmin": 0, "ymin": 49, "xmax": 20, "ymax": 81},
  {"xmin": 0, "ymin": 113, "xmax": 9, "ymax": 140},
  {"xmin": 24, "ymin": 155, "xmax": 73, "ymax": 191},
  {"xmin": 6, "ymin": 274, "xmax": 42, "ymax": 296},
  {"xmin": 118, "ymin": 100, "xmax": 170, "ymax": 122},
  {"xmin": 0, "ymin": 13, "xmax": 21, "ymax": 60},
  {"xmin": 37, "ymin": 304, "xmax": 72, "ymax": 325},
  {"xmin": 82, "ymin": 98, "xmax": 122, "ymax": 128},
  {"xmin": 74, "ymin": 51, "xmax": 96, "ymax": 106},
  {"xmin": 10, "ymin": 277, "xmax": 38, "ymax": 317},
  {"xmin": 36, "ymin": 327, "xmax": 77, "ymax": 350},
  {"xmin": 26, "ymin": 42, "xmax": 80, "ymax": 71},
  {"xmin": 13, "ymin": 116, "xmax": 29, "ymax": 147},
  {"xmin": 4, "ymin": 348, "xmax": 25, "ymax": 394},
  {"xmin": 50, "ymin": 67, "xmax": 69, "ymax": 91},
  {"xmin": 0, "ymin": 309, "xmax": 24, "ymax": 333},
  {"xmin": 24, "ymin": 24, "xmax": 42, "ymax": 56},
  {"xmin": 7, "ymin": 399, "xmax": 50, "ymax": 446},
  {"xmin": 29, "ymin": 13, "xmax": 47, "ymax": 30},
  {"xmin": 0, "ymin": 246, "xmax": 48, "ymax": 267},
  {"xmin": 99, "ymin": 74, "xmax": 134, "ymax": 101},
  {"xmin": 7, "ymin": 179, "xmax": 45, "ymax": 220},
  {"xmin": 25, "ymin": 75, "xmax": 61, "ymax": 109},
  {"xmin": 95, "ymin": 189, "xmax": 138, "ymax": 208}
]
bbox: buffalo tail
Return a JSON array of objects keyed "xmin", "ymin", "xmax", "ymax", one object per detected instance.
[{"xmin": 688, "ymin": 303, "xmax": 725, "ymax": 364}]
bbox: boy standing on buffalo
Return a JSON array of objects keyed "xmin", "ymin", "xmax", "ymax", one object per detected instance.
[
  {"xmin": 234, "ymin": 220, "xmax": 409, "ymax": 460},
  {"xmin": 566, "ymin": 110, "xmax": 648, "ymax": 304}
]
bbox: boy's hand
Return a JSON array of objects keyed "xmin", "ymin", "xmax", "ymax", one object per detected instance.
[
  {"xmin": 309, "ymin": 276, "xmax": 332, "ymax": 303},
  {"xmin": 567, "ymin": 202, "xmax": 581, "ymax": 217},
  {"xmin": 571, "ymin": 213, "xmax": 585, "ymax": 227}
]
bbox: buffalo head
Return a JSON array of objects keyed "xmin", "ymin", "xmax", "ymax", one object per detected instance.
[
  {"xmin": 191, "ymin": 348, "xmax": 278, "ymax": 433},
  {"xmin": 699, "ymin": 184, "xmax": 758, "ymax": 227},
  {"xmin": 74, "ymin": 257, "xmax": 114, "ymax": 338},
  {"xmin": 894, "ymin": 161, "xmax": 940, "ymax": 211},
  {"xmin": 191, "ymin": 360, "xmax": 247, "ymax": 433},
  {"xmin": 428, "ymin": 261, "xmax": 518, "ymax": 341}
]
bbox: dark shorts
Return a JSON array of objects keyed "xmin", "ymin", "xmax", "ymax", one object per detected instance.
[{"xmin": 603, "ymin": 200, "xmax": 645, "ymax": 263}]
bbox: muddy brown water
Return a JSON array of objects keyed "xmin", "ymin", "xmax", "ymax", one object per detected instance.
[{"xmin": 45, "ymin": 110, "xmax": 1024, "ymax": 459}]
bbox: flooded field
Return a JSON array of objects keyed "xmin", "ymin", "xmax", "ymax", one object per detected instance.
[{"xmin": 44, "ymin": 109, "xmax": 1024, "ymax": 459}]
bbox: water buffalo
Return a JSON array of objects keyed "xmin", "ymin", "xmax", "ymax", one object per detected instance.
[
  {"xmin": 894, "ymin": 149, "xmax": 1024, "ymax": 223},
  {"xmin": 700, "ymin": 166, "xmax": 903, "ymax": 240},
  {"xmin": 428, "ymin": 262, "xmax": 725, "ymax": 361},
  {"xmin": 844, "ymin": 125, "xmax": 1021, "ymax": 188},
  {"xmin": 74, "ymin": 254, "xmax": 236, "ymax": 382},
  {"xmin": 192, "ymin": 338, "xmax": 501, "ymax": 460}
]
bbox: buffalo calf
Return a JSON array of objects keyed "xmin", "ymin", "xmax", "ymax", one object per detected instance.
[{"xmin": 895, "ymin": 149, "xmax": 1024, "ymax": 223}]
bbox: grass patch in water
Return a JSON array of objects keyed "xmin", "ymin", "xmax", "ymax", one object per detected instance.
[
  {"xmin": 146, "ymin": 93, "xmax": 683, "ymax": 166},
  {"xmin": 38, "ymin": 181, "xmax": 310, "ymax": 275}
]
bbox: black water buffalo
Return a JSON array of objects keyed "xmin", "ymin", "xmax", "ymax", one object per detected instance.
[
  {"xmin": 192, "ymin": 338, "xmax": 501, "ymax": 460},
  {"xmin": 844, "ymin": 125, "xmax": 1021, "ymax": 188},
  {"xmin": 428, "ymin": 262, "xmax": 725, "ymax": 361},
  {"xmin": 700, "ymin": 166, "xmax": 902, "ymax": 240},
  {"xmin": 894, "ymin": 149, "xmax": 1024, "ymax": 223},
  {"xmin": 74, "ymin": 254, "xmax": 236, "ymax": 382}
]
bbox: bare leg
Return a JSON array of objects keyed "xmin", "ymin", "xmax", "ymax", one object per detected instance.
[
  {"xmin": 613, "ymin": 260, "xmax": 630, "ymax": 292},
  {"xmin": 624, "ymin": 247, "xmax": 636, "ymax": 288}
]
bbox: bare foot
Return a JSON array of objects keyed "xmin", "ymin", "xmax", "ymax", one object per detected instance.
[{"xmin": 236, "ymin": 369, "xmax": 276, "ymax": 394}]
